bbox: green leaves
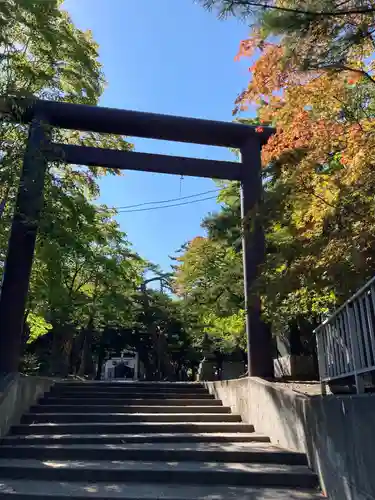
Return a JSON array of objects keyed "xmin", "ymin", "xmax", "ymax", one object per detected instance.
[
  {"xmin": 202, "ymin": 310, "xmax": 246, "ymax": 352},
  {"xmin": 0, "ymin": 0, "xmax": 145, "ymax": 374},
  {"xmin": 0, "ymin": 1, "xmax": 103, "ymax": 103},
  {"xmin": 174, "ymin": 204, "xmax": 246, "ymax": 354},
  {"xmin": 26, "ymin": 313, "xmax": 52, "ymax": 344}
]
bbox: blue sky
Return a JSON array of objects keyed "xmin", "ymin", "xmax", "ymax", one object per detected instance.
[{"xmin": 64, "ymin": 0, "xmax": 251, "ymax": 272}]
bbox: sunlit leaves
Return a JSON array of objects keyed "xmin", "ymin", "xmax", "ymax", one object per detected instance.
[
  {"xmin": 26, "ymin": 312, "xmax": 52, "ymax": 344},
  {"xmin": 174, "ymin": 218, "xmax": 246, "ymax": 353}
]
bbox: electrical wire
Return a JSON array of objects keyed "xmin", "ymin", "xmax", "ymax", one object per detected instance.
[
  {"xmin": 114, "ymin": 188, "xmax": 221, "ymax": 210},
  {"xmin": 116, "ymin": 195, "xmax": 218, "ymax": 213}
]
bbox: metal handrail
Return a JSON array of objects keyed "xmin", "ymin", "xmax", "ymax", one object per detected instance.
[{"xmin": 315, "ymin": 276, "xmax": 375, "ymax": 394}]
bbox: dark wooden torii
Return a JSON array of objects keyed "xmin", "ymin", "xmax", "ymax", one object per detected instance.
[{"xmin": 0, "ymin": 98, "xmax": 275, "ymax": 377}]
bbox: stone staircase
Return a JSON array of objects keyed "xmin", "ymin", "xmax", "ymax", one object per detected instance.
[{"xmin": 0, "ymin": 381, "xmax": 323, "ymax": 499}]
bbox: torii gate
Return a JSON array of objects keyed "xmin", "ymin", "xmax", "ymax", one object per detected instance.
[{"xmin": 0, "ymin": 98, "xmax": 275, "ymax": 376}]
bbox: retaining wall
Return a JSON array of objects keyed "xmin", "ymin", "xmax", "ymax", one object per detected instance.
[{"xmin": 205, "ymin": 377, "xmax": 375, "ymax": 500}]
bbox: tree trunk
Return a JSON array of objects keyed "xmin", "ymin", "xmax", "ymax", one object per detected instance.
[
  {"xmin": 21, "ymin": 312, "xmax": 30, "ymax": 346},
  {"xmin": 158, "ymin": 331, "xmax": 175, "ymax": 381},
  {"xmin": 50, "ymin": 326, "xmax": 73, "ymax": 376},
  {"xmin": 71, "ymin": 328, "xmax": 86, "ymax": 374},
  {"xmin": 78, "ymin": 319, "xmax": 94, "ymax": 378},
  {"xmin": 95, "ymin": 345, "xmax": 105, "ymax": 380}
]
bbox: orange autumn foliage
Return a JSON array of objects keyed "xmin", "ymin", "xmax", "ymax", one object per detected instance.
[
  {"xmin": 235, "ymin": 35, "xmax": 375, "ymax": 207},
  {"xmin": 232, "ymin": 26, "xmax": 375, "ymax": 299}
]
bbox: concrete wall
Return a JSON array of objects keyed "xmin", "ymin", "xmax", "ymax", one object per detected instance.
[
  {"xmin": 0, "ymin": 373, "xmax": 55, "ymax": 438},
  {"xmin": 205, "ymin": 377, "xmax": 375, "ymax": 500}
]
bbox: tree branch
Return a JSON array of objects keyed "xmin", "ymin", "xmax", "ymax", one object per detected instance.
[
  {"xmin": 298, "ymin": 177, "xmax": 363, "ymax": 219},
  {"xmin": 202, "ymin": 0, "xmax": 375, "ymax": 17},
  {"xmin": 319, "ymin": 64, "xmax": 375, "ymax": 84}
]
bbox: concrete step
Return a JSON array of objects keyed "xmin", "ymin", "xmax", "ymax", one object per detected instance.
[
  {"xmin": 0, "ymin": 479, "xmax": 325, "ymax": 499},
  {"xmin": 45, "ymin": 392, "xmax": 214, "ymax": 399},
  {"xmin": 54, "ymin": 382, "xmax": 204, "ymax": 389},
  {"xmin": 1, "ymin": 432, "xmax": 269, "ymax": 446},
  {"xmin": 39, "ymin": 397, "xmax": 220, "ymax": 405},
  {"xmin": 0, "ymin": 442, "xmax": 308, "ymax": 465},
  {"xmin": 0, "ymin": 459, "xmax": 319, "ymax": 488},
  {"xmin": 21, "ymin": 413, "xmax": 241, "ymax": 424},
  {"xmin": 10, "ymin": 422, "xmax": 255, "ymax": 435},
  {"xmin": 50, "ymin": 386, "xmax": 208, "ymax": 394},
  {"xmin": 30, "ymin": 405, "xmax": 231, "ymax": 414}
]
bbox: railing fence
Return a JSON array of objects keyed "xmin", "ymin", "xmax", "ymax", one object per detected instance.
[{"xmin": 315, "ymin": 276, "xmax": 375, "ymax": 394}]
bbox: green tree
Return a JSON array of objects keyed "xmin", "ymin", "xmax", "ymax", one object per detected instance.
[
  {"xmin": 0, "ymin": 0, "xmax": 139, "ymax": 374},
  {"xmin": 174, "ymin": 212, "xmax": 246, "ymax": 356}
]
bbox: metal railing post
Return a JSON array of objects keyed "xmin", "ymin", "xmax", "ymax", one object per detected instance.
[
  {"xmin": 346, "ymin": 304, "xmax": 365, "ymax": 393},
  {"xmin": 316, "ymin": 327, "xmax": 327, "ymax": 395}
]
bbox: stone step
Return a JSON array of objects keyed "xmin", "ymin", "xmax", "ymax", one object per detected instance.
[
  {"xmin": 50, "ymin": 386, "xmax": 208, "ymax": 394},
  {"xmin": 45, "ymin": 392, "xmax": 214, "ymax": 399},
  {"xmin": 0, "ymin": 459, "xmax": 319, "ymax": 488},
  {"xmin": 39, "ymin": 397, "xmax": 220, "ymax": 405},
  {"xmin": 30, "ymin": 405, "xmax": 231, "ymax": 414},
  {"xmin": 11, "ymin": 422, "xmax": 254, "ymax": 435},
  {"xmin": 21, "ymin": 413, "xmax": 241, "ymax": 424},
  {"xmin": 1, "ymin": 432, "xmax": 269, "ymax": 446},
  {"xmin": 0, "ymin": 442, "xmax": 307, "ymax": 465},
  {"xmin": 0, "ymin": 479, "xmax": 325, "ymax": 499},
  {"xmin": 55, "ymin": 382, "xmax": 204, "ymax": 389}
]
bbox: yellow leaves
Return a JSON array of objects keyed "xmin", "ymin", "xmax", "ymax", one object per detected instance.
[
  {"xmin": 294, "ymin": 178, "xmax": 339, "ymax": 238},
  {"xmin": 174, "ymin": 236, "xmax": 240, "ymax": 299},
  {"xmin": 188, "ymin": 236, "xmax": 206, "ymax": 248},
  {"xmin": 339, "ymin": 121, "xmax": 375, "ymax": 187},
  {"xmin": 275, "ymin": 263, "xmax": 287, "ymax": 274}
]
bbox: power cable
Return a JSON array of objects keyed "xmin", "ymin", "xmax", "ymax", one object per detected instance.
[
  {"xmin": 116, "ymin": 195, "xmax": 218, "ymax": 213},
  {"xmin": 114, "ymin": 188, "xmax": 221, "ymax": 211}
]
